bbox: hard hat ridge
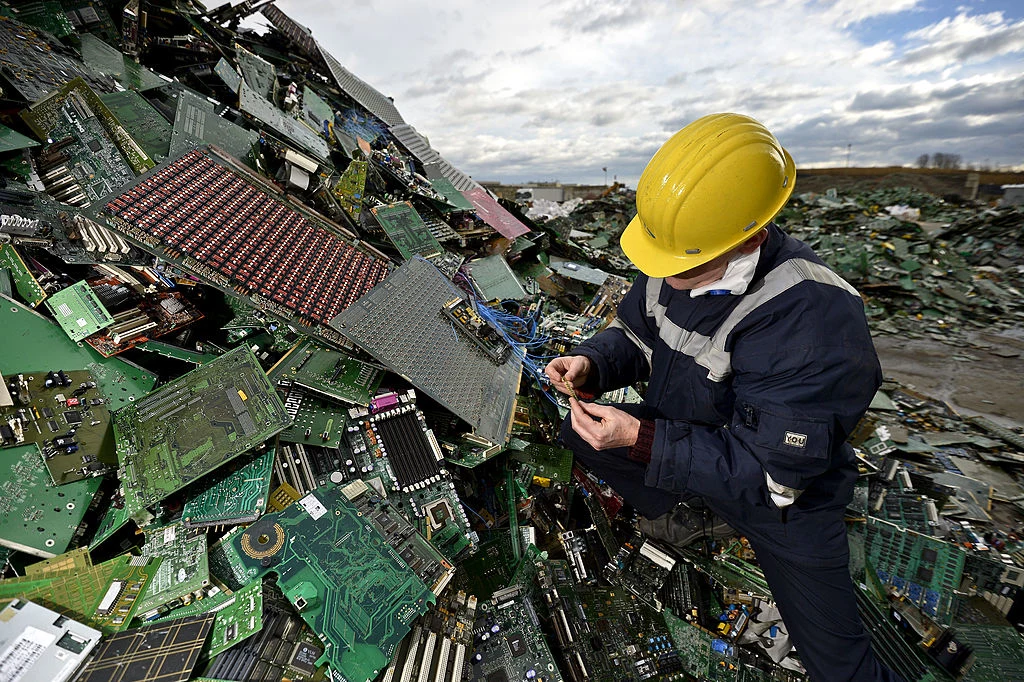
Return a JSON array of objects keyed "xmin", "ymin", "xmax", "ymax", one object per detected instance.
[{"xmin": 621, "ymin": 113, "xmax": 796, "ymax": 278}]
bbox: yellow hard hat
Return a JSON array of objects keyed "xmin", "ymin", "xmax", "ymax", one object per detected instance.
[{"xmin": 621, "ymin": 113, "xmax": 796, "ymax": 278}]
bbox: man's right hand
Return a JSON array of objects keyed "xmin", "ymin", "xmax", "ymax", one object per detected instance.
[{"xmin": 545, "ymin": 355, "xmax": 592, "ymax": 395}]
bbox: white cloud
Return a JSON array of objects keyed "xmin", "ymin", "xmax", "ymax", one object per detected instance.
[
  {"xmin": 898, "ymin": 11, "xmax": 1024, "ymax": 73},
  {"xmin": 270, "ymin": 1, "xmax": 1024, "ymax": 182}
]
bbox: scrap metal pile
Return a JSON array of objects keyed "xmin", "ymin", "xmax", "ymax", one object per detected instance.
[
  {"xmin": 776, "ymin": 189, "xmax": 1024, "ymax": 342},
  {"xmin": 0, "ymin": 2, "xmax": 1023, "ymax": 682}
]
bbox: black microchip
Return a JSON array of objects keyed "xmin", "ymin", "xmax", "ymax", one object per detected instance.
[
  {"xmin": 47, "ymin": 420, "xmax": 60, "ymax": 432},
  {"xmin": 42, "ymin": 407, "xmax": 54, "ymax": 418},
  {"xmin": 487, "ymin": 671, "xmax": 510, "ymax": 682},
  {"xmin": 922, "ymin": 548, "xmax": 938, "ymax": 562},
  {"xmin": 0, "ymin": 424, "xmax": 13, "ymax": 441},
  {"xmin": 917, "ymin": 567, "xmax": 934, "ymax": 583},
  {"xmin": 290, "ymin": 642, "xmax": 321, "ymax": 673},
  {"xmin": 64, "ymin": 411, "xmax": 82, "ymax": 425},
  {"xmin": 506, "ymin": 633, "xmax": 526, "ymax": 658},
  {"xmin": 428, "ymin": 501, "xmax": 451, "ymax": 526},
  {"xmin": 88, "ymin": 139, "xmax": 102, "ymax": 152}
]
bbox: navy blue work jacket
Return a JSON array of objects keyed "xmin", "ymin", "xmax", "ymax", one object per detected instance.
[{"xmin": 574, "ymin": 224, "xmax": 881, "ymax": 550}]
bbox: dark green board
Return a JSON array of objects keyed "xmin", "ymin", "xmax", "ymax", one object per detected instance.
[
  {"xmin": 372, "ymin": 201, "xmax": 443, "ymax": 260},
  {"xmin": 100, "ymin": 90, "xmax": 173, "ymax": 161},
  {"xmin": 112, "ymin": 346, "xmax": 290, "ymax": 520}
]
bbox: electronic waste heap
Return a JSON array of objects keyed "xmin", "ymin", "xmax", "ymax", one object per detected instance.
[{"xmin": 1, "ymin": 2, "xmax": 1024, "ymax": 682}]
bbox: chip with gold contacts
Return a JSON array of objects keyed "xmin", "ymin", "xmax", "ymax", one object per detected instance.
[{"xmin": 563, "ymin": 378, "xmax": 579, "ymax": 401}]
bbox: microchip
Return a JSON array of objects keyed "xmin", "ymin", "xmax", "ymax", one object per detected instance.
[
  {"xmin": 424, "ymin": 498, "xmax": 452, "ymax": 527},
  {"xmin": 486, "ymin": 671, "xmax": 510, "ymax": 682},
  {"xmin": 64, "ymin": 411, "xmax": 83, "ymax": 425},
  {"xmin": 922, "ymin": 548, "xmax": 938, "ymax": 562},
  {"xmin": 563, "ymin": 378, "xmax": 579, "ymax": 401},
  {"xmin": 47, "ymin": 420, "xmax": 60, "ymax": 432},
  {"xmin": 42, "ymin": 407, "xmax": 54, "ymax": 418},
  {"xmin": 290, "ymin": 642, "xmax": 322, "ymax": 673},
  {"xmin": 506, "ymin": 633, "xmax": 526, "ymax": 658},
  {"xmin": 88, "ymin": 139, "xmax": 102, "ymax": 152},
  {"xmin": 917, "ymin": 567, "xmax": 934, "ymax": 583}
]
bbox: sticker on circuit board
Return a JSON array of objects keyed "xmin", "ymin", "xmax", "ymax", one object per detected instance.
[{"xmin": 299, "ymin": 493, "xmax": 327, "ymax": 520}]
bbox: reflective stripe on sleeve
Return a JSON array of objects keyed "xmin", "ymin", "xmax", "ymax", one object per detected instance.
[{"xmin": 607, "ymin": 318, "xmax": 653, "ymax": 371}]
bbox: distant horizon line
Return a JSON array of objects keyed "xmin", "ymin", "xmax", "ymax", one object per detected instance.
[{"xmin": 478, "ymin": 165, "xmax": 1024, "ymax": 187}]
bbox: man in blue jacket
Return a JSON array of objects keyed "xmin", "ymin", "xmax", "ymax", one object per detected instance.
[{"xmin": 546, "ymin": 114, "xmax": 900, "ymax": 682}]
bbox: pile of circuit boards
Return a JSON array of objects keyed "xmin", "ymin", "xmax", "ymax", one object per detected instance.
[{"xmin": 1, "ymin": 2, "xmax": 1024, "ymax": 682}]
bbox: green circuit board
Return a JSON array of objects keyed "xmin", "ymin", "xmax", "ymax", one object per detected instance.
[
  {"xmin": 1, "ymin": 369, "xmax": 116, "ymax": 485},
  {"xmin": 136, "ymin": 524, "xmax": 210, "ymax": 615},
  {"xmin": 331, "ymin": 158, "xmax": 367, "ymax": 220},
  {"xmin": 207, "ymin": 526, "xmax": 249, "ymax": 591},
  {"xmin": 25, "ymin": 546, "xmax": 93, "ymax": 578},
  {"xmin": 222, "ymin": 480, "xmax": 452, "ymax": 682},
  {"xmin": 269, "ymin": 337, "xmax": 382, "ymax": 405},
  {"xmin": 236, "ymin": 44, "xmax": 278, "ymax": 100},
  {"xmin": 301, "ymin": 85, "xmax": 334, "ymax": 135},
  {"xmin": 0, "ymin": 552, "xmax": 159, "ymax": 633},
  {"xmin": 508, "ymin": 440, "xmax": 574, "ymax": 485},
  {"xmin": 182, "ymin": 447, "xmax": 276, "ymax": 528},
  {"xmin": 22, "ymin": 77, "xmax": 154, "ymax": 175},
  {"xmin": 866, "ymin": 517, "xmax": 966, "ymax": 624},
  {"xmin": 168, "ymin": 87, "xmax": 259, "ymax": 165},
  {"xmin": 278, "ymin": 390, "xmax": 348, "ymax": 449},
  {"xmin": 89, "ymin": 498, "xmax": 133, "ymax": 551},
  {"xmin": 957, "ymin": 625, "xmax": 1024, "ymax": 682},
  {"xmin": 113, "ymin": 346, "xmax": 290, "ymax": 520},
  {"xmin": 430, "ymin": 178, "xmax": 475, "ymax": 211},
  {"xmin": 460, "ymin": 534, "xmax": 522, "ymax": 599},
  {"xmin": 0, "ymin": 295, "xmax": 157, "ymax": 410},
  {"xmin": 372, "ymin": 202, "xmax": 443, "ymax": 260},
  {"xmin": 21, "ymin": 78, "xmax": 153, "ymax": 206},
  {"xmin": 533, "ymin": 559, "xmax": 686, "ymax": 681},
  {"xmin": 469, "ymin": 585, "xmax": 563, "ymax": 682},
  {"xmin": 206, "ymin": 578, "xmax": 264, "ymax": 657},
  {"xmin": 0, "ymin": 244, "xmax": 46, "ymax": 307},
  {"xmin": 99, "ymin": 89, "xmax": 173, "ymax": 161},
  {"xmin": 154, "ymin": 577, "xmax": 265, "ymax": 657},
  {"xmin": 44, "ymin": 280, "xmax": 114, "ymax": 342},
  {"xmin": 0, "ymin": 444, "xmax": 103, "ymax": 557},
  {"xmin": 661, "ymin": 610, "xmax": 805, "ymax": 682}
]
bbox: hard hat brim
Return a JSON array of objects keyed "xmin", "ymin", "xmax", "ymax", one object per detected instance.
[{"xmin": 620, "ymin": 213, "xmax": 714, "ymax": 278}]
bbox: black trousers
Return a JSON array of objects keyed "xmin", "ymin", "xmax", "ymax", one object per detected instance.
[{"xmin": 560, "ymin": 407, "xmax": 904, "ymax": 682}]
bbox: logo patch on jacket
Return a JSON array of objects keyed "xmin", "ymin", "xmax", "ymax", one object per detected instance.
[{"xmin": 784, "ymin": 431, "xmax": 807, "ymax": 448}]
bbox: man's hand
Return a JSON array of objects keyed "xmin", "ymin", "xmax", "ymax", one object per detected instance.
[
  {"xmin": 545, "ymin": 355, "xmax": 592, "ymax": 395},
  {"xmin": 569, "ymin": 398, "xmax": 640, "ymax": 450}
]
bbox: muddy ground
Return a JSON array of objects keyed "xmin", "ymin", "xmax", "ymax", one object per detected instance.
[{"xmin": 873, "ymin": 329, "xmax": 1024, "ymax": 426}]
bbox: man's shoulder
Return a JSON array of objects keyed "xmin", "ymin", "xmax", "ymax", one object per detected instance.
[
  {"xmin": 728, "ymin": 227, "xmax": 869, "ymax": 345},
  {"xmin": 761, "ymin": 224, "xmax": 828, "ymax": 272}
]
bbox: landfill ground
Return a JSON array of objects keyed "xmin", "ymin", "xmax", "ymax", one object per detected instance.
[
  {"xmin": 875, "ymin": 331, "xmax": 1024, "ymax": 425},
  {"xmin": 2, "ymin": 3, "xmax": 1024, "ymax": 682}
]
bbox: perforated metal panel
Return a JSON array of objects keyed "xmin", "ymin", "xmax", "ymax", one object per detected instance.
[
  {"xmin": 330, "ymin": 258, "xmax": 521, "ymax": 444},
  {"xmin": 317, "ymin": 43, "xmax": 405, "ymax": 126}
]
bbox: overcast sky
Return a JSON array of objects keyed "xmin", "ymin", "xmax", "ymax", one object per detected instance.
[{"xmin": 262, "ymin": 1, "xmax": 1024, "ymax": 186}]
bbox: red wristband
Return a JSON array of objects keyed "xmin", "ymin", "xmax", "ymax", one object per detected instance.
[{"xmin": 628, "ymin": 418, "xmax": 656, "ymax": 463}]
